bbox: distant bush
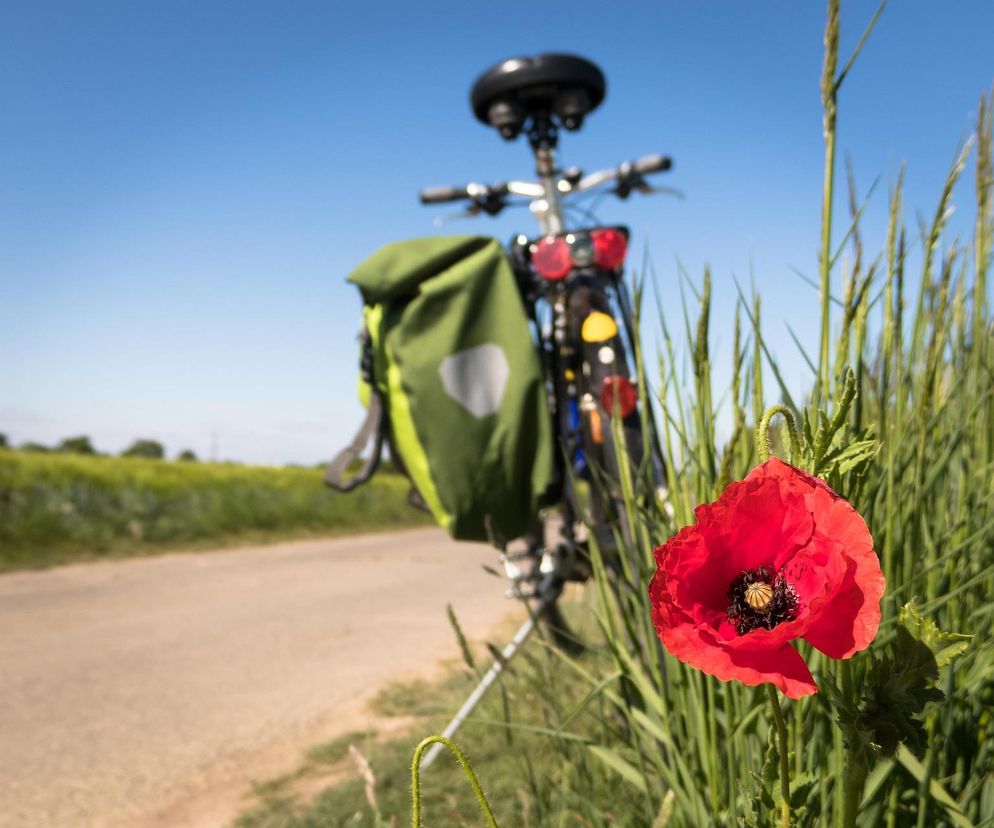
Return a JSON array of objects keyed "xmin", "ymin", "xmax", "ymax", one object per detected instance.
[
  {"xmin": 121, "ymin": 439, "xmax": 164, "ymax": 459},
  {"xmin": 0, "ymin": 434, "xmax": 7, "ymax": 449},
  {"xmin": 20, "ymin": 442, "xmax": 49, "ymax": 453},
  {"xmin": 57, "ymin": 435, "xmax": 97, "ymax": 455},
  {"xmin": 177, "ymin": 449, "xmax": 198, "ymax": 462}
]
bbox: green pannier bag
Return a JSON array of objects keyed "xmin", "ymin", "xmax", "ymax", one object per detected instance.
[{"xmin": 326, "ymin": 235, "xmax": 554, "ymax": 543}]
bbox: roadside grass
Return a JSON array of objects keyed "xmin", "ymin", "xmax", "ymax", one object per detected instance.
[
  {"xmin": 0, "ymin": 450, "xmax": 431, "ymax": 571},
  {"xmin": 234, "ymin": 592, "xmax": 651, "ymax": 828},
  {"xmin": 305, "ymin": 731, "xmax": 376, "ymax": 767}
]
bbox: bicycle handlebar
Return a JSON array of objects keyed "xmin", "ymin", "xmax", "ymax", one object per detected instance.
[
  {"xmin": 421, "ymin": 155, "xmax": 673, "ymax": 204},
  {"xmin": 631, "ymin": 154, "xmax": 672, "ymax": 175},
  {"xmin": 420, "ymin": 181, "xmax": 514, "ymax": 205},
  {"xmin": 420, "ymin": 185, "xmax": 471, "ymax": 204}
]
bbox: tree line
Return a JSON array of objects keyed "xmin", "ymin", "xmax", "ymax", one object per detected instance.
[{"xmin": 0, "ymin": 433, "xmax": 198, "ymax": 461}]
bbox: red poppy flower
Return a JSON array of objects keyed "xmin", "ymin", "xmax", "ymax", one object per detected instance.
[{"xmin": 648, "ymin": 457, "xmax": 885, "ymax": 699}]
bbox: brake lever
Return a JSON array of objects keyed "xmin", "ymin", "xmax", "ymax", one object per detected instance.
[
  {"xmin": 614, "ymin": 173, "xmax": 684, "ymax": 200},
  {"xmin": 432, "ymin": 194, "xmax": 522, "ymax": 225},
  {"xmin": 613, "ymin": 173, "xmax": 643, "ymax": 200},
  {"xmin": 475, "ymin": 193, "xmax": 508, "ymax": 216},
  {"xmin": 432, "ymin": 204, "xmax": 483, "ymax": 227},
  {"xmin": 632, "ymin": 183, "xmax": 685, "ymax": 199}
]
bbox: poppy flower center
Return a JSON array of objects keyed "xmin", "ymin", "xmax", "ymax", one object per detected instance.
[{"xmin": 726, "ymin": 565, "xmax": 799, "ymax": 635}]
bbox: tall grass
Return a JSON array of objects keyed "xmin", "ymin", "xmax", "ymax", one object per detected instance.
[
  {"xmin": 0, "ymin": 450, "xmax": 430, "ymax": 570},
  {"xmin": 437, "ymin": 2, "xmax": 993, "ymax": 825}
]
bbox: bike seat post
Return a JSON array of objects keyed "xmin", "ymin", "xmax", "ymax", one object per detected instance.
[{"xmin": 528, "ymin": 115, "xmax": 565, "ymax": 235}]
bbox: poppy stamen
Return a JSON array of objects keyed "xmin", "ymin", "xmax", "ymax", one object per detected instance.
[
  {"xmin": 744, "ymin": 581, "xmax": 774, "ymax": 612},
  {"xmin": 726, "ymin": 566, "xmax": 799, "ymax": 635}
]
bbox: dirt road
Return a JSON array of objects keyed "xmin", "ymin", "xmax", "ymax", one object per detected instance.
[{"xmin": 0, "ymin": 529, "xmax": 522, "ymax": 828}]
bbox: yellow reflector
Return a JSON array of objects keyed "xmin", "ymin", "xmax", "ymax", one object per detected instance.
[
  {"xmin": 581, "ymin": 311, "xmax": 618, "ymax": 343},
  {"xmin": 564, "ymin": 369, "xmax": 575, "ymax": 381}
]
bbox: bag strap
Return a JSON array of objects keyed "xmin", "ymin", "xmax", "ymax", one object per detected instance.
[
  {"xmin": 324, "ymin": 389, "xmax": 384, "ymax": 491},
  {"xmin": 324, "ymin": 326, "xmax": 383, "ymax": 492}
]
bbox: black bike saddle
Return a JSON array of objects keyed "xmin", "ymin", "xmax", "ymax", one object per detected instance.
[{"xmin": 470, "ymin": 53, "xmax": 606, "ymax": 139}]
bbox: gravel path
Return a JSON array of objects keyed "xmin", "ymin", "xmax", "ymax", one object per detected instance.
[{"xmin": 0, "ymin": 529, "xmax": 520, "ymax": 827}]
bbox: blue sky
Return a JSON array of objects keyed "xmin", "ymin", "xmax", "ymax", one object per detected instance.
[{"xmin": 2, "ymin": 1, "xmax": 992, "ymax": 464}]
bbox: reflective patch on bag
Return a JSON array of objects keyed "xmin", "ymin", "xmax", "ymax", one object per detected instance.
[{"xmin": 439, "ymin": 344, "xmax": 509, "ymax": 417}]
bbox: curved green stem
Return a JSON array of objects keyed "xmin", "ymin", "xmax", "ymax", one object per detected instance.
[
  {"xmin": 411, "ymin": 735, "xmax": 499, "ymax": 828},
  {"xmin": 756, "ymin": 405, "xmax": 803, "ymax": 466},
  {"xmin": 767, "ymin": 685, "xmax": 792, "ymax": 828}
]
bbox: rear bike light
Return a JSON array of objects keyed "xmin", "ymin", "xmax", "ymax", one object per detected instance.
[
  {"xmin": 591, "ymin": 228, "xmax": 628, "ymax": 270},
  {"xmin": 531, "ymin": 236, "xmax": 572, "ymax": 280},
  {"xmin": 600, "ymin": 374, "xmax": 638, "ymax": 418}
]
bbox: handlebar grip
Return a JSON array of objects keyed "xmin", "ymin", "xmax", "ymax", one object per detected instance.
[
  {"xmin": 419, "ymin": 185, "xmax": 470, "ymax": 204},
  {"xmin": 632, "ymin": 154, "xmax": 673, "ymax": 175}
]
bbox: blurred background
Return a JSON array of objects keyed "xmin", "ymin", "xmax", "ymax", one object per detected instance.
[{"xmin": 3, "ymin": 0, "xmax": 993, "ymax": 465}]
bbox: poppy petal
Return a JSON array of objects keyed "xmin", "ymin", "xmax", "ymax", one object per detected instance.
[
  {"xmin": 801, "ymin": 490, "xmax": 885, "ymax": 658},
  {"xmin": 656, "ymin": 621, "xmax": 818, "ymax": 699},
  {"xmin": 697, "ymin": 475, "xmax": 814, "ymax": 578}
]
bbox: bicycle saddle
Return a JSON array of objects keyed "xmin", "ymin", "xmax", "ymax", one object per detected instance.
[{"xmin": 470, "ymin": 53, "xmax": 606, "ymax": 140}]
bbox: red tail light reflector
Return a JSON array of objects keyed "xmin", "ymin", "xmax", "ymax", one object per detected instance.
[
  {"xmin": 600, "ymin": 375, "xmax": 638, "ymax": 418},
  {"xmin": 591, "ymin": 228, "xmax": 628, "ymax": 270},
  {"xmin": 531, "ymin": 236, "xmax": 572, "ymax": 280}
]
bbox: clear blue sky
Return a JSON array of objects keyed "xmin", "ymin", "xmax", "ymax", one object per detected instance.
[{"xmin": 2, "ymin": 1, "xmax": 992, "ymax": 464}]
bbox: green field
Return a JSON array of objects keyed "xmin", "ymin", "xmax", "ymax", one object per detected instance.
[{"xmin": 0, "ymin": 450, "xmax": 431, "ymax": 571}]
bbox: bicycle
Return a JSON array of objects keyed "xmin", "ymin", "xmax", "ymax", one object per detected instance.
[
  {"xmin": 411, "ymin": 53, "xmax": 675, "ymax": 768},
  {"xmin": 418, "ymin": 53, "xmax": 673, "ymax": 628}
]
